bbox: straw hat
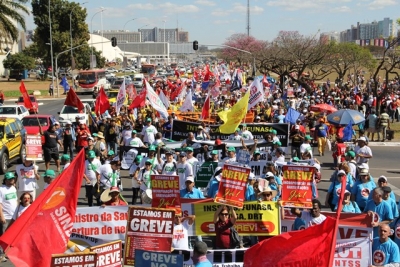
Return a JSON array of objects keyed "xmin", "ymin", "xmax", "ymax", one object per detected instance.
[
  {"xmin": 258, "ymin": 181, "xmax": 278, "ymax": 198},
  {"xmin": 100, "ymin": 186, "xmax": 120, "ymax": 202},
  {"xmin": 96, "ymin": 132, "xmax": 105, "ymax": 139}
]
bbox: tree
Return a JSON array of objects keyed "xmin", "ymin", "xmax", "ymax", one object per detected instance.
[
  {"xmin": 256, "ymin": 31, "xmax": 332, "ymax": 92},
  {"xmin": 220, "ymin": 34, "xmax": 264, "ymax": 66},
  {"xmin": 3, "ymin": 52, "xmax": 36, "ymax": 70},
  {"xmin": 0, "ymin": 0, "xmax": 29, "ymax": 45},
  {"xmin": 31, "ymin": 0, "xmax": 103, "ymax": 74},
  {"xmin": 73, "ymin": 46, "xmax": 105, "ymax": 70}
]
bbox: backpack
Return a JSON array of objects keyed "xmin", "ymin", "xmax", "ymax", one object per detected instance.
[
  {"xmin": 230, "ymin": 226, "xmax": 240, "ymax": 248},
  {"xmin": 162, "ymin": 161, "xmax": 177, "ymax": 174}
]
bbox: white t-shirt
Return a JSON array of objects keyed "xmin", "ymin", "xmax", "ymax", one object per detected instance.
[
  {"xmin": 128, "ymin": 137, "xmax": 144, "ymax": 148},
  {"xmin": 0, "ymin": 185, "xmax": 18, "ymax": 220},
  {"xmin": 85, "ymin": 158, "xmax": 102, "ymax": 183},
  {"xmin": 172, "ymin": 220, "xmax": 192, "ymax": 249},
  {"xmin": 98, "ymin": 164, "xmax": 120, "ymax": 189},
  {"xmin": 177, "ymin": 162, "xmax": 193, "ymax": 189},
  {"xmin": 300, "ymin": 143, "xmax": 313, "ymax": 157},
  {"xmin": 12, "ymin": 204, "xmax": 30, "ymax": 220},
  {"xmin": 159, "ymin": 160, "xmax": 178, "ymax": 175},
  {"xmin": 15, "ymin": 164, "xmax": 39, "ymax": 192},
  {"xmin": 222, "ymin": 157, "xmax": 237, "ymax": 164},
  {"xmin": 121, "ymin": 129, "xmax": 132, "ymax": 146},
  {"xmin": 139, "ymin": 157, "xmax": 160, "ymax": 172},
  {"xmin": 63, "ymin": 162, "xmax": 71, "ymax": 170},
  {"xmin": 141, "ymin": 125, "xmax": 158, "ymax": 144},
  {"xmin": 129, "ymin": 163, "xmax": 141, "ymax": 188},
  {"xmin": 241, "ymin": 130, "xmax": 253, "ymax": 140},
  {"xmin": 138, "ymin": 169, "xmax": 157, "ymax": 191},
  {"xmin": 186, "ymin": 157, "xmax": 199, "ymax": 173},
  {"xmin": 228, "ymin": 134, "xmax": 242, "ymax": 141},
  {"xmin": 355, "ymin": 145, "xmax": 372, "ymax": 165},
  {"xmin": 301, "ymin": 211, "xmax": 326, "ymax": 228}
]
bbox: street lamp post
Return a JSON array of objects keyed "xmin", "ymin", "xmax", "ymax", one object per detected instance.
[
  {"xmin": 48, "ymin": 0, "xmax": 55, "ymax": 98},
  {"xmin": 122, "ymin": 18, "xmax": 137, "ymax": 71},
  {"xmin": 90, "ymin": 8, "xmax": 105, "ymax": 68},
  {"xmin": 69, "ymin": 1, "xmax": 88, "ymax": 88},
  {"xmin": 100, "ymin": 6, "xmax": 104, "ymax": 57},
  {"xmin": 163, "ymin": 20, "xmax": 166, "ymax": 65}
]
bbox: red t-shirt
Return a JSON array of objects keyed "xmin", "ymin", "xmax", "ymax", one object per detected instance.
[
  {"xmin": 215, "ymin": 220, "xmax": 233, "ymax": 249},
  {"xmin": 104, "ymin": 198, "xmax": 127, "ymax": 206}
]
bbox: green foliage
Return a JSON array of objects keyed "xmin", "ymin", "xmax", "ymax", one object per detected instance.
[
  {"xmin": 3, "ymin": 52, "xmax": 36, "ymax": 70},
  {"xmin": 73, "ymin": 46, "xmax": 106, "ymax": 70},
  {"xmin": 0, "ymin": 0, "xmax": 29, "ymax": 45}
]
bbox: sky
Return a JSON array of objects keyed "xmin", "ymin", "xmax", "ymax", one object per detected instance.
[{"xmin": 25, "ymin": 0, "xmax": 400, "ymax": 45}]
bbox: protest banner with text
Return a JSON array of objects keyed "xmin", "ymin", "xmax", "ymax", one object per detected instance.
[
  {"xmin": 124, "ymin": 207, "xmax": 175, "ymax": 266},
  {"xmin": 90, "ymin": 240, "xmax": 122, "ymax": 267},
  {"xmin": 26, "ymin": 135, "xmax": 43, "ymax": 160},
  {"xmin": 181, "ymin": 200, "xmax": 280, "ymax": 236},
  {"xmin": 66, "ymin": 233, "xmax": 111, "ymax": 254},
  {"xmin": 214, "ymin": 164, "xmax": 250, "ymax": 208},
  {"xmin": 151, "ymin": 174, "xmax": 181, "ymax": 215},
  {"xmin": 51, "ymin": 252, "xmax": 97, "ymax": 267},
  {"xmin": 195, "ymin": 161, "xmax": 218, "ymax": 188},
  {"xmin": 172, "ymin": 120, "xmax": 290, "ymax": 146},
  {"xmin": 281, "ymin": 165, "xmax": 314, "ymax": 208},
  {"xmin": 135, "ymin": 249, "xmax": 183, "ymax": 267},
  {"xmin": 72, "ymin": 206, "xmax": 129, "ymax": 240}
]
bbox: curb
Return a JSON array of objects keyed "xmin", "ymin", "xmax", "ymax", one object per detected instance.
[{"xmin": 367, "ymin": 142, "xmax": 400, "ymax": 146}]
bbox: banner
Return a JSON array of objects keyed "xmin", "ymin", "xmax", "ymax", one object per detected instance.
[
  {"xmin": 236, "ymin": 149, "xmax": 251, "ymax": 165},
  {"xmin": 135, "ymin": 250, "xmax": 183, "ymax": 267},
  {"xmin": 115, "ymin": 79, "xmax": 126, "ymax": 114},
  {"xmin": 90, "ymin": 240, "xmax": 122, "ymax": 267},
  {"xmin": 281, "ymin": 165, "xmax": 314, "ymax": 208},
  {"xmin": 248, "ymin": 160, "xmax": 269, "ymax": 178},
  {"xmin": 66, "ymin": 233, "xmax": 110, "ymax": 254},
  {"xmin": 247, "ymin": 78, "xmax": 264, "ymax": 110},
  {"xmin": 145, "ymin": 80, "xmax": 169, "ymax": 119},
  {"xmin": 334, "ymin": 237, "xmax": 371, "ymax": 267},
  {"xmin": 215, "ymin": 164, "xmax": 250, "ymax": 208},
  {"xmin": 51, "ymin": 252, "xmax": 97, "ymax": 267},
  {"xmin": 151, "ymin": 174, "xmax": 181, "ymax": 215},
  {"xmin": 124, "ymin": 207, "xmax": 175, "ymax": 266},
  {"xmin": 181, "ymin": 200, "xmax": 280, "ymax": 236},
  {"xmin": 172, "ymin": 120, "xmax": 290, "ymax": 146},
  {"xmin": 72, "ymin": 206, "xmax": 129, "ymax": 241},
  {"xmin": 26, "ymin": 135, "xmax": 43, "ymax": 160},
  {"xmin": 195, "ymin": 161, "xmax": 218, "ymax": 188}
]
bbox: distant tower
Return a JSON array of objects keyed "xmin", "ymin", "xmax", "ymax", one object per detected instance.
[{"xmin": 246, "ymin": 0, "xmax": 250, "ymax": 36}]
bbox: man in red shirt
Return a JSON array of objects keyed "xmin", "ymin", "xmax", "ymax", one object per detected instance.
[
  {"xmin": 332, "ymin": 138, "xmax": 346, "ymax": 168},
  {"xmin": 76, "ymin": 122, "xmax": 91, "ymax": 152}
]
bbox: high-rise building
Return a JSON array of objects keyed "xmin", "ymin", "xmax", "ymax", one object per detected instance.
[
  {"xmin": 97, "ymin": 30, "xmax": 141, "ymax": 43},
  {"xmin": 178, "ymin": 31, "xmax": 189, "ymax": 42},
  {"xmin": 320, "ymin": 32, "xmax": 339, "ymax": 44},
  {"xmin": 378, "ymin": 18, "xmax": 395, "ymax": 38}
]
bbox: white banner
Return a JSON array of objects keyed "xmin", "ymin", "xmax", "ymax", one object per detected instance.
[
  {"xmin": 159, "ymin": 90, "xmax": 170, "ymax": 108},
  {"xmin": 179, "ymin": 90, "xmax": 194, "ymax": 112},
  {"xmin": 145, "ymin": 80, "xmax": 169, "ymax": 119},
  {"xmin": 247, "ymin": 78, "xmax": 264, "ymax": 110},
  {"xmin": 334, "ymin": 237, "xmax": 371, "ymax": 267},
  {"xmin": 115, "ymin": 79, "xmax": 126, "ymax": 114},
  {"xmin": 72, "ymin": 206, "xmax": 129, "ymax": 241}
]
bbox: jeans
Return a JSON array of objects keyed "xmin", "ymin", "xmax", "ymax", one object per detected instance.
[
  {"xmin": 0, "ymin": 219, "xmax": 10, "ymax": 255},
  {"xmin": 291, "ymin": 146, "xmax": 301, "ymax": 158},
  {"xmin": 85, "ymin": 184, "xmax": 100, "ymax": 206},
  {"xmin": 132, "ymin": 187, "xmax": 142, "ymax": 205},
  {"xmin": 107, "ymin": 141, "xmax": 117, "ymax": 154},
  {"xmin": 63, "ymin": 142, "xmax": 74, "ymax": 159}
]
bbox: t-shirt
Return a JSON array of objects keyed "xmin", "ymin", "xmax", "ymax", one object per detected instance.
[
  {"xmin": 180, "ymin": 188, "xmax": 205, "ymax": 199},
  {"xmin": 367, "ymin": 114, "xmax": 378, "ymax": 129},
  {"xmin": 186, "ymin": 157, "xmax": 199, "ymax": 173},
  {"xmin": 241, "ymin": 130, "xmax": 253, "ymax": 140},
  {"xmin": 98, "ymin": 164, "xmax": 120, "ymax": 189},
  {"xmin": 355, "ymin": 145, "xmax": 372, "ymax": 165},
  {"xmin": 177, "ymin": 162, "xmax": 193, "ymax": 189},
  {"xmin": 172, "ymin": 220, "xmax": 192, "ymax": 249},
  {"xmin": 121, "ymin": 129, "xmax": 132, "ymax": 146},
  {"xmin": 328, "ymin": 181, "xmax": 351, "ymax": 206},
  {"xmin": 138, "ymin": 169, "xmax": 157, "ymax": 191},
  {"xmin": 0, "ymin": 185, "xmax": 18, "ymax": 220},
  {"xmin": 139, "ymin": 157, "xmax": 160, "ymax": 172},
  {"xmin": 228, "ymin": 134, "xmax": 242, "ymax": 141},
  {"xmin": 43, "ymin": 130, "xmax": 59, "ymax": 148},
  {"xmin": 215, "ymin": 220, "xmax": 233, "ymax": 249},
  {"xmin": 129, "ymin": 163, "xmax": 141, "ymax": 188},
  {"xmin": 127, "ymin": 137, "xmax": 144, "ymax": 148},
  {"xmin": 316, "ymin": 124, "xmax": 328, "ymax": 137},
  {"xmin": 334, "ymin": 202, "xmax": 361, "ymax": 213},
  {"xmin": 12, "ymin": 204, "xmax": 30, "ymax": 220},
  {"xmin": 159, "ymin": 160, "xmax": 177, "ymax": 175},
  {"xmin": 15, "ymin": 164, "xmax": 39, "ymax": 192},
  {"xmin": 371, "ymin": 237, "xmax": 400, "ymax": 265},
  {"xmin": 141, "ymin": 125, "xmax": 158, "ymax": 144},
  {"xmin": 300, "ymin": 143, "xmax": 313, "ymax": 157},
  {"xmin": 351, "ymin": 180, "xmax": 376, "ymax": 209},
  {"xmin": 364, "ymin": 200, "xmax": 394, "ymax": 238},
  {"xmin": 85, "ymin": 159, "xmax": 101, "ymax": 183},
  {"xmin": 300, "ymin": 211, "xmax": 326, "ymax": 228}
]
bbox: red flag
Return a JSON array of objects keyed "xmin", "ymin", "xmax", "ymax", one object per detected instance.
[
  {"xmin": 201, "ymin": 93, "xmax": 210, "ymax": 119},
  {"xmin": 174, "ymin": 69, "xmax": 180, "ymax": 78},
  {"xmin": 64, "ymin": 88, "xmax": 84, "ymax": 112},
  {"xmin": 19, "ymin": 81, "xmax": 33, "ymax": 110},
  {"xmin": 129, "ymin": 88, "xmax": 147, "ymax": 109},
  {"xmin": 0, "ymin": 150, "xmax": 86, "ymax": 267},
  {"xmin": 244, "ymin": 216, "xmax": 336, "ymax": 266},
  {"xmin": 166, "ymin": 79, "xmax": 175, "ymax": 90},
  {"xmin": 95, "ymin": 86, "xmax": 110, "ymax": 115},
  {"xmin": 170, "ymin": 80, "xmax": 185, "ymax": 101}
]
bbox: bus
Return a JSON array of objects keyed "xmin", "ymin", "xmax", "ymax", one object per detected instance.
[
  {"xmin": 141, "ymin": 64, "xmax": 156, "ymax": 78},
  {"xmin": 75, "ymin": 69, "xmax": 111, "ymax": 95}
]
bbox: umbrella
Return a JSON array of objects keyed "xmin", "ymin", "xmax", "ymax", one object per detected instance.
[
  {"xmin": 327, "ymin": 109, "xmax": 365, "ymax": 126},
  {"xmin": 309, "ymin": 104, "xmax": 337, "ymax": 114}
]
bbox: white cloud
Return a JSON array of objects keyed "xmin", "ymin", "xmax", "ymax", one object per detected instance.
[
  {"xmin": 194, "ymin": 0, "xmax": 217, "ymax": 6},
  {"xmin": 331, "ymin": 5, "xmax": 352, "ymax": 12},
  {"xmin": 368, "ymin": 0, "xmax": 397, "ymax": 9},
  {"xmin": 126, "ymin": 3, "xmax": 156, "ymax": 10},
  {"xmin": 266, "ymin": 0, "xmax": 353, "ymax": 11},
  {"xmin": 210, "ymin": 2, "xmax": 264, "ymax": 16},
  {"xmin": 159, "ymin": 2, "xmax": 200, "ymax": 13},
  {"xmin": 211, "ymin": 9, "xmax": 229, "ymax": 16}
]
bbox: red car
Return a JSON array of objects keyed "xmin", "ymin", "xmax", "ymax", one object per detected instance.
[
  {"xmin": 16, "ymin": 95, "xmax": 39, "ymax": 114},
  {"xmin": 21, "ymin": 115, "xmax": 57, "ymax": 143}
]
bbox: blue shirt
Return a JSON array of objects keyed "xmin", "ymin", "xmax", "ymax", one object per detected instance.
[
  {"xmin": 180, "ymin": 188, "xmax": 205, "ymax": 199},
  {"xmin": 351, "ymin": 180, "xmax": 376, "ymax": 209},
  {"xmin": 385, "ymin": 198, "xmax": 399, "ymax": 218},
  {"xmin": 334, "ymin": 201, "xmax": 361, "ymax": 213},
  {"xmin": 364, "ymin": 200, "xmax": 394, "ymax": 238},
  {"xmin": 195, "ymin": 260, "xmax": 213, "ymax": 267},
  {"xmin": 372, "ymin": 237, "xmax": 400, "ymax": 265},
  {"xmin": 245, "ymin": 183, "xmax": 256, "ymax": 201},
  {"xmin": 207, "ymin": 178, "xmax": 219, "ymax": 199},
  {"xmin": 292, "ymin": 217, "xmax": 306, "ymax": 230},
  {"xmin": 316, "ymin": 123, "xmax": 328, "ymax": 137},
  {"xmin": 162, "ymin": 121, "xmax": 173, "ymax": 138},
  {"xmin": 328, "ymin": 182, "xmax": 351, "ymax": 206},
  {"xmin": 390, "ymin": 218, "xmax": 400, "ymax": 250}
]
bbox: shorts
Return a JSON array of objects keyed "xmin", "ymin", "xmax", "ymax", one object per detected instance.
[
  {"xmin": 44, "ymin": 147, "xmax": 59, "ymax": 162},
  {"xmin": 367, "ymin": 127, "xmax": 376, "ymax": 133}
]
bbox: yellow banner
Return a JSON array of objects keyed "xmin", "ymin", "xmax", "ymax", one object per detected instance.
[
  {"xmin": 218, "ymin": 91, "xmax": 250, "ymax": 134},
  {"xmin": 183, "ymin": 201, "xmax": 280, "ymax": 236}
]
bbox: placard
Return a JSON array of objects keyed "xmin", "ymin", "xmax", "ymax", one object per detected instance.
[
  {"xmin": 214, "ymin": 164, "xmax": 250, "ymax": 208},
  {"xmin": 281, "ymin": 165, "xmax": 314, "ymax": 208},
  {"xmin": 124, "ymin": 206, "xmax": 175, "ymax": 266},
  {"xmin": 51, "ymin": 252, "xmax": 97, "ymax": 267},
  {"xmin": 90, "ymin": 240, "xmax": 122, "ymax": 267},
  {"xmin": 236, "ymin": 149, "xmax": 251, "ymax": 165},
  {"xmin": 195, "ymin": 161, "xmax": 218, "ymax": 187},
  {"xmin": 151, "ymin": 174, "xmax": 181, "ymax": 215},
  {"xmin": 135, "ymin": 249, "xmax": 183, "ymax": 267},
  {"xmin": 26, "ymin": 135, "xmax": 43, "ymax": 160}
]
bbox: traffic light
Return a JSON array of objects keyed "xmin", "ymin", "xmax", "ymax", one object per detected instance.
[
  {"xmin": 111, "ymin": 37, "xmax": 117, "ymax": 47},
  {"xmin": 193, "ymin": 40, "xmax": 198, "ymax": 51}
]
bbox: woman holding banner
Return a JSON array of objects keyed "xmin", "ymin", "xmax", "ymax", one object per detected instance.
[{"xmin": 213, "ymin": 205, "xmax": 237, "ymax": 249}]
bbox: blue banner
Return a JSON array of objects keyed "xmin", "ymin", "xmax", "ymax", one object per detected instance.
[{"xmin": 135, "ymin": 249, "xmax": 183, "ymax": 267}]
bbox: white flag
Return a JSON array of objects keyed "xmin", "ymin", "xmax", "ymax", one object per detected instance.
[
  {"xmin": 179, "ymin": 90, "xmax": 194, "ymax": 112},
  {"xmin": 247, "ymin": 78, "xmax": 264, "ymax": 110},
  {"xmin": 145, "ymin": 80, "xmax": 169, "ymax": 119},
  {"xmin": 159, "ymin": 90, "xmax": 170, "ymax": 108},
  {"xmin": 115, "ymin": 78, "xmax": 126, "ymax": 114}
]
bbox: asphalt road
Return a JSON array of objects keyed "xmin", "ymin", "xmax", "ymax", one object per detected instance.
[{"xmin": 1, "ymin": 97, "xmax": 400, "ymax": 266}]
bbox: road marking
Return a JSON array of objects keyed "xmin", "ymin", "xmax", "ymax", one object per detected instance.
[{"xmin": 38, "ymin": 103, "xmax": 44, "ymax": 106}]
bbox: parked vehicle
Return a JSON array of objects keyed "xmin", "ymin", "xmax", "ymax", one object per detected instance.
[
  {"xmin": 21, "ymin": 115, "xmax": 57, "ymax": 144},
  {"xmin": 16, "ymin": 95, "xmax": 39, "ymax": 114},
  {"xmin": 58, "ymin": 103, "xmax": 91, "ymax": 127},
  {"xmin": 0, "ymin": 118, "xmax": 26, "ymax": 174},
  {"xmin": 0, "ymin": 105, "xmax": 30, "ymax": 120}
]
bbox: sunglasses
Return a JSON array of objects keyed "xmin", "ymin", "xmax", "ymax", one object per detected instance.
[
  {"xmin": 220, "ymin": 213, "xmax": 229, "ymax": 216},
  {"xmin": 263, "ymin": 193, "xmax": 272, "ymax": 196}
]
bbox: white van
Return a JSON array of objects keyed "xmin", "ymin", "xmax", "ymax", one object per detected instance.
[{"xmin": 132, "ymin": 73, "xmax": 144, "ymax": 89}]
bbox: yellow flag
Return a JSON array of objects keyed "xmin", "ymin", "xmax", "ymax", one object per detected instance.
[{"xmin": 218, "ymin": 91, "xmax": 250, "ymax": 134}]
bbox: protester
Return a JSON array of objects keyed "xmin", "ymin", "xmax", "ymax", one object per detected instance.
[
  {"xmin": 129, "ymin": 156, "xmax": 143, "ymax": 205},
  {"xmin": 83, "ymin": 151, "xmax": 101, "ymax": 206},
  {"xmin": 207, "ymin": 167, "xmax": 222, "ymax": 198},
  {"xmin": 222, "ymin": 147, "xmax": 237, "ymax": 163},
  {"xmin": 62, "ymin": 120, "xmax": 76, "ymax": 159},
  {"xmin": 60, "ymin": 154, "xmax": 71, "ymax": 171},
  {"xmin": 351, "ymin": 168, "xmax": 376, "ymax": 210},
  {"xmin": 314, "ymin": 118, "xmax": 329, "ymax": 156},
  {"xmin": 180, "ymin": 176, "xmax": 204, "ymax": 199},
  {"xmin": 101, "ymin": 186, "xmax": 127, "ymax": 206},
  {"xmin": 141, "ymin": 118, "xmax": 158, "ymax": 145},
  {"xmin": 291, "ymin": 199, "xmax": 326, "ymax": 228},
  {"xmin": 192, "ymin": 241, "xmax": 213, "ymax": 267},
  {"xmin": 40, "ymin": 123, "xmax": 63, "ymax": 171},
  {"xmin": 355, "ymin": 137, "xmax": 373, "ymax": 166},
  {"xmin": 370, "ymin": 224, "xmax": 400, "ymax": 267},
  {"xmin": 42, "ymin": 169, "xmax": 56, "ymax": 190},
  {"xmin": 213, "ymin": 205, "xmax": 237, "ymax": 249},
  {"xmin": 257, "ymin": 183, "xmax": 278, "ymax": 202},
  {"xmin": 172, "ymin": 213, "xmax": 196, "ymax": 250},
  {"xmin": 177, "ymin": 152, "xmax": 193, "ymax": 190},
  {"xmin": 7, "ymin": 192, "xmax": 32, "ymax": 229},
  {"xmin": 15, "ymin": 158, "xmax": 40, "ymax": 200}
]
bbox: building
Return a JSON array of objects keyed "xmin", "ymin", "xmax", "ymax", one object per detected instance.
[
  {"xmin": 320, "ymin": 32, "xmax": 339, "ymax": 44},
  {"xmin": 97, "ymin": 30, "xmax": 141, "ymax": 43},
  {"xmin": 178, "ymin": 31, "xmax": 189, "ymax": 43},
  {"xmin": 339, "ymin": 17, "xmax": 395, "ymax": 43},
  {"xmin": 138, "ymin": 28, "xmax": 183, "ymax": 43},
  {"xmin": 378, "ymin": 18, "xmax": 395, "ymax": 38}
]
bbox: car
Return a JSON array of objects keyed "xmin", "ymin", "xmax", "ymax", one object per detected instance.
[
  {"xmin": 107, "ymin": 90, "xmax": 128, "ymax": 106},
  {"xmin": 105, "ymin": 67, "xmax": 117, "ymax": 73},
  {"xmin": 0, "ymin": 118, "xmax": 26, "ymax": 174},
  {"xmin": 111, "ymin": 79, "xmax": 125, "ymax": 89},
  {"xmin": 58, "ymin": 103, "xmax": 91, "ymax": 127},
  {"xmin": 132, "ymin": 74, "xmax": 144, "ymax": 88},
  {"xmin": 105, "ymin": 72, "xmax": 116, "ymax": 79},
  {"xmin": 0, "ymin": 105, "xmax": 30, "ymax": 120},
  {"xmin": 21, "ymin": 115, "xmax": 57, "ymax": 144},
  {"xmin": 16, "ymin": 95, "xmax": 39, "ymax": 113},
  {"xmin": 80, "ymin": 99, "xmax": 96, "ymax": 109}
]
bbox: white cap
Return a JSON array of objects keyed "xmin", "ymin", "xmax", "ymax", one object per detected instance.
[
  {"xmin": 65, "ymin": 120, "xmax": 72, "ymax": 125},
  {"xmin": 256, "ymin": 116, "xmax": 261, "ymax": 119},
  {"xmin": 358, "ymin": 137, "xmax": 367, "ymax": 142},
  {"xmin": 54, "ymin": 121, "xmax": 60, "ymax": 125}
]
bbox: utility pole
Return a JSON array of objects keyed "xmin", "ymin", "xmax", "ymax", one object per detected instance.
[{"xmin": 246, "ymin": 0, "xmax": 250, "ymax": 36}]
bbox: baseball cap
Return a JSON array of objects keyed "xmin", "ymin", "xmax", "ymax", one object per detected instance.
[
  {"xmin": 357, "ymin": 137, "xmax": 367, "ymax": 142},
  {"xmin": 4, "ymin": 172, "xmax": 15, "ymax": 179},
  {"xmin": 305, "ymin": 135, "xmax": 312, "ymax": 141},
  {"xmin": 65, "ymin": 120, "xmax": 72, "ymax": 125},
  {"xmin": 378, "ymin": 176, "xmax": 388, "ymax": 182},
  {"xmin": 273, "ymin": 141, "xmax": 282, "ymax": 146},
  {"xmin": 271, "ymin": 130, "xmax": 277, "ymax": 135},
  {"xmin": 165, "ymin": 150, "xmax": 173, "ymax": 155},
  {"xmin": 248, "ymin": 173, "xmax": 256, "ymax": 180},
  {"xmin": 109, "ymin": 186, "xmax": 120, "ymax": 193},
  {"xmin": 149, "ymin": 145, "xmax": 157, "ymax": 151},
  {"xmin": 146, "ymin": 118, "xmax": 152, "ymax": 122},
  {"xmin": 107, "ymin": 150, "xmax": 115, "ymax": 156},
  {"xmin": 382, "ymin": 186, "xmax": 392, "ymax": 193},
  {"xmin": 179, "ymin": 152, "xmax": 187, "ymax": 157},
  {"xmin": 87, "ymin": 136, "xmax": 94, "ymax": 141},
  {"xmin": 295, "ymin": 125, "xmax": 300, "ymax": 130},
  {"xmin": 132, "ymin": 130, "xmax": 137, "ymax": 134},
  {"xmin": 61, "ymin": 154, "xmax": 70, "ymax": 161},
  {"xmin": 198, "ymin": 126, "xmax": 203, "ymax": 130},
  {"xmin": 185, "ymin": 176, "xmax": 194, "ymax": 183},
  {"xmin": 337, "ymin": 170, "xmax": 346, "ymax": 176},
  {"xmin": 265, "ymin": 172, "xmax": 275, "ymax": 178},
  {"xmin": 253, "ymin": 150, "xmax": 261, "ymax": 155},
  {"xmin": 346, "ymin": 151, "xmax": 356, "ymax": 158},
  {"xmin": 292, "ymin": 157, "xmax": 300, "ymax": 162},
  {"xmin": 235, "ymin": 128, "xmax": 240, "ymax": 132},
  {"xmin": 211, "ymin": 150, "xmax": 218, "ymax": 155},
  {"xmin": 42, "ymin": 169, "xmax": 56, "ymax": 178},
  {"xmin": 145, "ymin": 159, "xmax": 153, "ymax": 165},
  {"xmin": 227, "ymin": 147, "xmax": 236, "ymax": 152},
  {"xmin": 88, "ymin": 150, "xmax": 96, "ymax": 159},
  {"xmin": 186, "ymin": 147, "xmax": 194, "ymax": 152}
]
